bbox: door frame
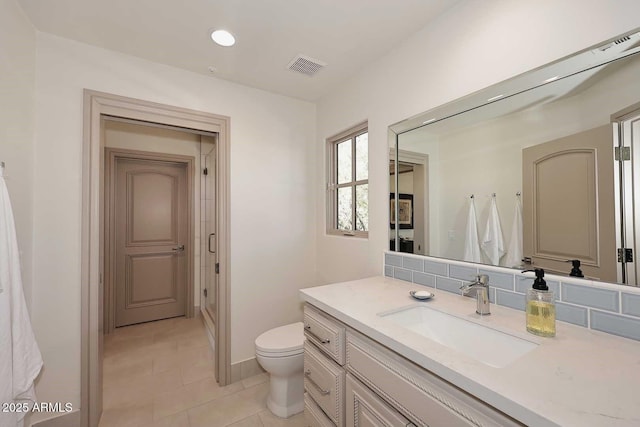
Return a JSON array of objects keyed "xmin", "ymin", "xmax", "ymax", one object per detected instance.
[
  {"xmin": 104, "ymin": 147, "xmax": 195, "ymax": 333},
  {"xmin": 389, "ymin": 148, "xmax": 430, "ymax": 255},
  {"xmin": 81, "ymin": 90, "xmax": 232, "ymax": 427},
  {"xmin": 613, "ymin": 101, "xmax": 640, "ymax": 285}
]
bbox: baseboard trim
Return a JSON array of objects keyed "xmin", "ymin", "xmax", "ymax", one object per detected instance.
[
  {"xmin": 231, "ymin": 357, "xmax": 265, "ymax": 383},
  {"xmin": 30, "ymin": 410, "xmax": 81, "ymax": 427}
]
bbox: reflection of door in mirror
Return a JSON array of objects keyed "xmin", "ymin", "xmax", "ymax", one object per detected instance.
[
  {"xmin": 389, "ymin": 150, "xmax": 429, "ymax": 255},
  {"xmin": 617, "ymin": 103, "xmax": 640, "ymax": 286},
  {"xmin": 522, "ymin": 125, "xmax": 616, "ymax": 282}
]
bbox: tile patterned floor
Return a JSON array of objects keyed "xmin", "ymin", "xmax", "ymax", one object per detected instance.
[{"xmin": 99, "ymin": 315, "xmax": 306, "ymax": 427}]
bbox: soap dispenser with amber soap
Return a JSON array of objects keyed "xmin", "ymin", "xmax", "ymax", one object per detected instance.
[{"xmin": 524, "ymin": 268, "xmax": 556, "ymax": 337}]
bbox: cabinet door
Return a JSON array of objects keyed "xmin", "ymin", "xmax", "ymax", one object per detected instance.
[
  {"xmin": 346, "ymin": 374, "xmax": 411, "ymax": 427},
  {"xmin": 305, "ymin": 393, "xmax": 335, "ymax": 427},
  {"xmin": 305, "ymin": 341, "xmax": 345, "ymax": 426}
]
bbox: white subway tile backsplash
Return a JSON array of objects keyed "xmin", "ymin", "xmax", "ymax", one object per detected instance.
[
  {"xmin": 480, "ymin": 269, "xmax": 514, "ymax": 291},
  {"xmin": 621, "ymin": 293, "xmax": 640, "ymax": 318},
  {"xmin": 424, "ymin": 260, "xmax": 448, "ymax": 276},
  {"xmin": 403, "ymin": 257, "xmax": 424, "ymax": 272},
  {"xmin": 384, "ymin": 265, "xmax": 393, "ymax": 278},
  {"xmin": 514, "ymin": 276, "xmax": 531, "ymax": 294},
  {"xmin": 496, "ymin": 290, "xmax": 525, "ymax": 311},
  {"xmin": 385, "ymin": 253, "xmax": 403, "ymax": 267},
  {"xmin": 590, "ymin": 310, "xmax": 640, "ymax": 341},
  {"xmin": 435, "ymin": 276, "xmax": 463, "ymax": 294},
  {"xmin": 383, "ymin": 251, "xmax": 640, "ymax": 342},
  {"xmin": 413, "ymin": 272, "xmax": 435, "ymax": 288},
  {"xmin": 393, "ymin": 267, "xmax": 412, "ymax": 283},
  {"xmin": 449, "ymin": 265, "xmax": 478, "ymax": 282},
  {"xmin": 562, "ymin": 283, "xmax": 619, "ymax": 312},
  {"xmin": 555, "ymin": 302, "xmax": 588, "ymax": 327}
]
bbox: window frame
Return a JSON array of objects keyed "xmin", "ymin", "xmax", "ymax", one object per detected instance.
[{"xmin": 326, "ymin": 121, "xmax": 369, "ymax": 238}]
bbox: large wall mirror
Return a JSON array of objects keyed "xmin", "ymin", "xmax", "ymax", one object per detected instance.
[{"xmin": 389, "ymin": 28, "xmax": 640, "ymax": 286}]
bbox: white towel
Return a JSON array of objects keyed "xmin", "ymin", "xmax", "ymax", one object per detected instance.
[
  {"xmin": 481, "ymin": 197, "xmax": 506, "ymax": 266},
  {"xmin": 504, "ymin": 196, "xmax": 523, "ymax": 268},
  {"xmin": 463, "ymin": 198, "xmax": 482, "ymax": 263},
  {"xmin": 0, "ymin": 170, "xmax": 43, "ymax": 427}
]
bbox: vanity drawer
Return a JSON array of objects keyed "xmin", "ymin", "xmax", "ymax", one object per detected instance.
[
  {"xmin": 304, "ymin": 304, "xmax": 346, "ymax": 365},
  {"xmin": 346, "ymin": 332, "xmax": 524, "ymax": 427},
  {"xmin": 304, "ymin": 341, "xmax": 345, "ymax": 427},
  {"xmin": 305, "ymin": 393, "xmax": 335, "ymax": 427},
  {"xmin": 346, "ymin": 374, "xmax": 412, "ymax": 427}
]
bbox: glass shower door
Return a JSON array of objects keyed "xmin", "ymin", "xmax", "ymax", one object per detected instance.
[{"xmin": 202, "ymin": 140, "xmax": 217, "ymax": 324}]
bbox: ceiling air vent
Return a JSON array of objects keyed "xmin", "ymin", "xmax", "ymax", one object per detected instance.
[
  {"xmin": 287, "ymin": 55, "xmax": 327, "ymax": 77},
  {"xmin": 614, "ymin": 36, "xmax": 631, "ymax": 45}
]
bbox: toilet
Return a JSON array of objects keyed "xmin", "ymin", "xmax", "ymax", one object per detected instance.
[{"xmin": 255, "ymin": 322, "xmax": 305, "ymax": 418}]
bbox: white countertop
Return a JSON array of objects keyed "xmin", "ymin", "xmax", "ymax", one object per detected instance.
[{"xmin": 300, "ymin": 276, "xmax": 640, "ymax": 427}]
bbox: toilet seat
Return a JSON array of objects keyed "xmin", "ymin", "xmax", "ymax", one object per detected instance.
[{"xmin": 255, "ymin": 322, "xmax": 304, "ymax": 357}]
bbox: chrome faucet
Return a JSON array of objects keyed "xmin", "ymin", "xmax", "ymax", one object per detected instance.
[{"xmin": 460, "ymin": 274, "xmax": 491, "ymax": 316}]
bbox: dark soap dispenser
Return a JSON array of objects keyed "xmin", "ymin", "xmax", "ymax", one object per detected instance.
[
  {"xmin": 523, "ymin": 268, "xmax": 556, "ymax": 337},
  {"xmin": 568, "ymin": 259, "xmax": 584, "ymax": 277}
]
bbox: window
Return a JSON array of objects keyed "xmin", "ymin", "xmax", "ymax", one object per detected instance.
[{"xmin": 327, "ymin": 122, "xmax": 368, "ymax": 237}]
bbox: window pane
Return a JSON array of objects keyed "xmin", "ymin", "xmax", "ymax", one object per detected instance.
[
  {"xmin": 355, "ymin": 132, "xmax": 368, "ymax": 181},
  {"xmin": 355, "ymin": 184, "xmax": 368, "ymax": 231},
  {"xmin": 337, "ymin": 139, "xmax": 352, "ymax": 184},
  {"xmin": 337, "ymin": 186, "xmax": 353, "ymax": 230}
]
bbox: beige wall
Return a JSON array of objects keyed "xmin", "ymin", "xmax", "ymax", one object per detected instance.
[
  {"xmin": 0, "ymin": 0, "xmax": 35, "ymax": 306},
  {"xmin": 30, "ymin": 33, "xmax": 316, "ymax": 423},
  {"xmin": 315, "ymin": 0, "xmax": 640, "ymax": 286}
]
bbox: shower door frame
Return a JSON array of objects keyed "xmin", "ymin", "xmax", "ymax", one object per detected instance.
[{"xmin": 81, "ymin": 90, "xmax": 232, "ymax": 427}]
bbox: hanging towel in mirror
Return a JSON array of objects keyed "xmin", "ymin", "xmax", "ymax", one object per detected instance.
[
  {"xmin": 504, "ymin": 196, "xmax": 523, "ymax": 268},
  {"xmin": 481, "ymin": 197, "xmax": 506, "ymax": 266},
  {"xmin": 463, "ymin": 198, "xmax": 482, "ymax": 263},
  {"xmin": 0, "ymin": 172, "xmax": 43, "ymax": 427}
]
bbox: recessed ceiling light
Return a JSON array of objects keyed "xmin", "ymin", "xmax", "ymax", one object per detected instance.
[{"xmin": 211, "ymin": 30, "xmax": 235, "ymax": 47}]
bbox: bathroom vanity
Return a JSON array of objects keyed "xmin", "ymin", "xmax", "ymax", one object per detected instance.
[{"xmin": 300, "ymin": 276, "xmax": 640, "ymax": 427}]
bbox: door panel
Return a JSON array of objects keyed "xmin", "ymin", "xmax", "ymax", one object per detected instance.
[
  {"xmin": 522, "ymin": 125, "xmax": 616, "ymax": 282},
  {"xmin": 127, "ymin": 253, "xmax": 177, "ymax": 305},
  {"xmin": 115, "ymin": 158, "xmax": 187, "ymax": 327},
  {"xmin": 129, "ymin": 172, "xmax": 176, "ymax": 243}
]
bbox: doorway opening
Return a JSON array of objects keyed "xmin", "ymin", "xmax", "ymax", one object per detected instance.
[
  {"xmin": 81, "ymin": 91, "xmax": 231, "ymax": 427},
  {"xmin": 615, "ymin": 102, "xmax": 640, "ymax": 286},
  {"xmin": 389, "ymin": 149, "xmax": 429, "ymax": 256}
]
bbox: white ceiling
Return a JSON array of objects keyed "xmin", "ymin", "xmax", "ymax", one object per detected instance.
[{"xmin": 18, "ymin": 0, "xmax": 459, "ymax": 101}]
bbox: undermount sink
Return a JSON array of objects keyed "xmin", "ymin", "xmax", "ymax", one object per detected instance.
[{"xmin": 379, "ymin": 305, "xmax": 538, "ymax": 368}]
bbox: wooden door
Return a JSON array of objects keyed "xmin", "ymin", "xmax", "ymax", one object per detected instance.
[
  {"xmin": 114, "ymin": 157, "xmax": 188, "ymax": 327},
  {"xmin": 522, "ymin": 125, "xmax": 616, "ymax": 282}
]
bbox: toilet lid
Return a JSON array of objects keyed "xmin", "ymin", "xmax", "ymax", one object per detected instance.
[{"xmin": 255, "ymin": 322, "xmax": 304, "ymax": 355}]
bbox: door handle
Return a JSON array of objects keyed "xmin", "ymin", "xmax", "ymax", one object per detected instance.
[
  {"xmin": 172, "ymin": 245, "xmax": 185, "ymax": 252},
  {"xmin": 208, "ymin": 233, "xmax": 216, "ymax": 254}
]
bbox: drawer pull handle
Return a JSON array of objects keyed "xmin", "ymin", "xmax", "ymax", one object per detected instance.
[
  {"xmin": 304, "ymin": 324, "xmax": 330, "ymax": 344},
  {"xmin": 304, "ymin": 369, "xmax": 330, "ymax": 396}
]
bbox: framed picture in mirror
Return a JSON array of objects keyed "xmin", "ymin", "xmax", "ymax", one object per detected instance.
[{"xmin": 390, "ymin": 193, "xmax": 413, "ymax": 229}]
